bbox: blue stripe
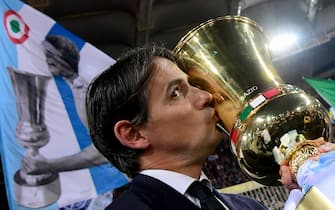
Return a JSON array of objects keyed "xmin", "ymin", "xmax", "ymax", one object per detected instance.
[
  {"xmin": 48, "ymin": 23, "xmax": 86, "ymax": 51},
  {"xmin": 54, "ymin": 76, "xmax": 91, "ymax": 149}
]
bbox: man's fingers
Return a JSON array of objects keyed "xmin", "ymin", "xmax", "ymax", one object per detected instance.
[
  {"xmin": 280, "ymin": 164, "xmax": 300, "ymax": 190},
  {"xmin": 280, "ymin": 165, "xmax": 292, "ymax": 185},
  {"xmin": 285, "ymin": 182, "xmax": 300, "ymax": 190}
]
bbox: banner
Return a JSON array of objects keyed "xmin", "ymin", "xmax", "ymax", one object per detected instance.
[
  {"xmin": 0, "ymin": 0, "xmax": 128, "ymax": 209},
  {"xmin": 304, "ymin": 77, "xmax": 335, "ymax": 108}
]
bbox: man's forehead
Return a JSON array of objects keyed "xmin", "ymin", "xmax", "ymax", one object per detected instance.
[
  {"xmin": 153, "ymin": 57, "xmax": 185, "ymax": 76},
  {"xmin": 148, "ymin": 59, "xmax": 186, "ymax": 89}
]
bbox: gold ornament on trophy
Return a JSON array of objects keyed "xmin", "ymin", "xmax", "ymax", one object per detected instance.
[{"xmin": 173, "ymin": 16, "xmax": 332, "ymax": 186}]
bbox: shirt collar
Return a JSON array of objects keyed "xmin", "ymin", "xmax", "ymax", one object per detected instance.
[{"xmin": 140, "ymin": 169, "xmax": 211, "ymax": 195}]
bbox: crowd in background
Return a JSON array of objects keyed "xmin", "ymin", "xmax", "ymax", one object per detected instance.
[{"xmin": 202, "ymin": 136, "xmax": 250, "ymax": 189}]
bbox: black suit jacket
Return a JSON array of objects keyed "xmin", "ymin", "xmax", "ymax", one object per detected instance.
[{"xmin": 106, "ymin": 174, "xmax": 267, "ymax": 210}]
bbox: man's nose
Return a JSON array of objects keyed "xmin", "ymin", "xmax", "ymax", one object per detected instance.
[{"xmin": 193, "ymin": 87, "xmax": 214, "ymax": 108}]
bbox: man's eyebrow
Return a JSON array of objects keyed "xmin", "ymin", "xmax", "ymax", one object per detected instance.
[{"xmin": 166, "ymin": 78, "xmax": 184, "ymax": 93}]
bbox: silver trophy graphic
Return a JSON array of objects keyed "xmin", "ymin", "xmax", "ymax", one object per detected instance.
[{"xmin": 7, "ymin": 67, "xmax": 61, "ymax": 208}]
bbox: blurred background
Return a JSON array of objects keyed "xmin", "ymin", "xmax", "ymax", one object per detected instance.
[
  {"xmin": 23, "ymin": 0, "xmax": 335, "ymax": 88},
  {"xmin": 1, "ymin": 0, "xmax": 335, "ymax": 209}
]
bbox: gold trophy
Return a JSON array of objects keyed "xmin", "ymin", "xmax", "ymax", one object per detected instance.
[{"xmin": 174, "ymin": 16, "xmax": 332, "ymax": 208}]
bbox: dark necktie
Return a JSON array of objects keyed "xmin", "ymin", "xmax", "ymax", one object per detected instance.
[{"xmin": 187, "ymin": 181, "xmax": 227, "ymax": 210}]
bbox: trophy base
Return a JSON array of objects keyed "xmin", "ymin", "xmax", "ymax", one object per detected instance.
[{"xmin": 14, "ymin": 170, "xmax": 61, "ymax": 208}]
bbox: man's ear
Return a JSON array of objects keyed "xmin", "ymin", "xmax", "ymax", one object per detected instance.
[{"xmin": 114, "ymin": 120, "xmax": 149, "ymax": 149}]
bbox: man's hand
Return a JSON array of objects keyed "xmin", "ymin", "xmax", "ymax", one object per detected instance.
[
  {"xmin": 21, "ymin": 153, "xmax": 53, "ymax": 175},
  {"xmin": 279, "ymin": 137, "xmax": 335, "ymax": 190},
  {"xmin": 280, "ymin": 159, "xmax": 300, "ymax": 190}
]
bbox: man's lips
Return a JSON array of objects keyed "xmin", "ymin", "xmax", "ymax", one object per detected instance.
[{"xmin": 212, "ymin": 109, "xmax": 220, "ymax": 122}]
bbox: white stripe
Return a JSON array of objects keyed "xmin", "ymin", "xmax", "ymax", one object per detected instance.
[
  {"xmin": 17, "ymin": 4, "xmax": 54, "ymax": 75},
  {"xmin": 19, "ymin": 4, "xmax": 55, "ymax": 40},
  {"xmin": 79, "ymin": 43, "xmax": 115, "ymax": 81},
  {"xmin": 249, "ymin": 95, "xmax": 266, "ymax": 108}
]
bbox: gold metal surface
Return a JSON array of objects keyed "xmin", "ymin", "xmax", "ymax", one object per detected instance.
[
  {"xmin": 285, "ymin": 137, "xmax": 322, "ymax": 181},
  {"xmin": 296, "ymin": 186, "xmax": 335, "ymax": 210},
  {"xmin": 174, "ymin": 15, "xmax": 331, "ymax": 186}
]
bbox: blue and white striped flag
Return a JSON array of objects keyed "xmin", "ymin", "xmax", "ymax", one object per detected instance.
[{"xmin": 0, "ymin": 0, "xmax": 128, "ymax": 209}]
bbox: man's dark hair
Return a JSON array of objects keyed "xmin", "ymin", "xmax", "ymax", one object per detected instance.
[{"xmin": 86, "ymin": 46, "xmax": 176, "ymax": 177}]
